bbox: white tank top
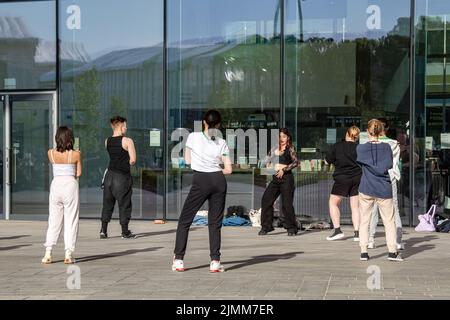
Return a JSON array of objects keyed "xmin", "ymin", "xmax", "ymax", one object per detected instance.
[{"xmin": 51, "ymin": 149, "xmax": 76, "ymax": 177}]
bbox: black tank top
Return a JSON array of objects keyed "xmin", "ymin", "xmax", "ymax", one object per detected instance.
[
  {"xmin": 278, "ymin": 148, "xmax": 292, "ymax": 165},
  {"xmin": 107, "ymin": 136, "xmax": 130, "ymax": 176}
]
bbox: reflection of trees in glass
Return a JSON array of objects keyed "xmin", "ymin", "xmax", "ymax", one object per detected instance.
[
  {"xmin": 73, "ymin": 68, "xmax": 101, "ymax": 186},
  {"xmin": 110, "ymin": 95, "xmax": 127, "ymax": 118}
]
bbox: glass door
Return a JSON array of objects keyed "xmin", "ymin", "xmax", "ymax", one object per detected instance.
[
  {"xmin": 0, "ymin": 96, "xmax": 4, "ymax": 218},
  {"xmin": 415, "ymin": 0, "xmax": 450, "ymax": 220},
  {"xmin": 3, "ymin": 93, "xmax": 56, "ymax": 219}
]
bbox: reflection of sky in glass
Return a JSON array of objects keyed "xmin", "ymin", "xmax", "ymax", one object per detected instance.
[
  {"xmin": 0, "ymin": 1, "xmax": 55, "ymax": 41},
  {"xmin": 286, "ymin": 0, "xmax": 411, "ymax": 40},
  {"xmin": 416, "ymin": 0, "xmax": 450, "ymax": 16},
  {"xmin": 168, "ymin": 0, "xmax": 279, "ymax": 46},
  {"xmin": 59, "ymin": 0, "xmax": 162, "ymax": 58}
]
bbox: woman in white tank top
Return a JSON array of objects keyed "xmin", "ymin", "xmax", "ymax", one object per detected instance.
[{"xmin": 42, "ymin": 126, "xmax": 82, "ymax": 264}]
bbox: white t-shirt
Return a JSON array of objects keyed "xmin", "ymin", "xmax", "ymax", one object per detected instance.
[{"xmin": 185, "ymin": 132, "xmax": 230, "ymax": 172}]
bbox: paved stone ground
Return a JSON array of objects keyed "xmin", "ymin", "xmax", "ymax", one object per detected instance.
[{"xmin": 0, "ymin": 220, "xmax": 449, "ymax": 300}]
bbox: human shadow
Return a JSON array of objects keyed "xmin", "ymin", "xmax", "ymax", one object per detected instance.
[
  {"xmin": 59, "ymin": 246, "xmax": 164, "ymax": 263},
  {"xmin": 0, "ymin": 235, "xmax": 30, "ymax": 241},
  {"xmin": 107, "ymin": 227, "xmax": 201, "ymax": 239},
  {"xmin": 369, "ymin": 235, "xmax": 438, "ymax": 259},
  {"xmin": 0, "ymin": 244, "xmax": 32, "ymax": 251},
  {"xmin": 186, "ymin": 251, "xmax": 304, "ymax": 272}
]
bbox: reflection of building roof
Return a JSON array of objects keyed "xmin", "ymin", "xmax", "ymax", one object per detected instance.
[
  {"xmin": 44, "ymin": 42, "xmax": 240, "ymax": 81},
  {"xmin": 0, "ymin": 16, "xmax": 90, "ymax": 63},
  {"xmin": 0, "ymin": 16, "xmax": 33, "ymax": 38}
]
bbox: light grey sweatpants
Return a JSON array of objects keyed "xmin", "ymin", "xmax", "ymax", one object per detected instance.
[
  {"xmin": 369, "ymin": 179, "xmax": 402, "ymax": 245},
  {"xmin": 44, "ymin": 176, "xmax": 80, "ymax": 251}
]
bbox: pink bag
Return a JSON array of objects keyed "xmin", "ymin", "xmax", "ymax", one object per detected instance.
[{"xmin": 415, "ymin": 204, "xmax": 437, "ymax": 232}]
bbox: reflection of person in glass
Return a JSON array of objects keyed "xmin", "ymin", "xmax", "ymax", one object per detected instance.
[
  {"xmin": 325, "ymin": 126, "xmax": 361, "ymax": 242},
  {"xmin": 42, "ymin": 127, "xmax": 82, "ymax": 264},
  {"xmin": 259, "ymin": 128, "xmax": 299, "ymax": 236},
  {"xmin": 173, "ymin": 110, "xmax": 232, "ymax": 273}
]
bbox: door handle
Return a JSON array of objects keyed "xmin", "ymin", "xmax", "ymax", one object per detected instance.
[
  {"xmin": 13, "ymin": 148, "xmax": 17, "ymax": 184},
  {"xmin": 5, "ymin": 147, "xmax": 10, "ymax": 185}
]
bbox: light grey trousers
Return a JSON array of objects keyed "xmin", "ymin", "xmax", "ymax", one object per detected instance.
[{"xmin": 369, "ymin": 179, "xmax": 402, "ymax": 245}]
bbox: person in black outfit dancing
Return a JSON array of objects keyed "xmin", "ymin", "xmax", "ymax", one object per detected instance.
[
  {"xmin": 100, "ymin": 116, "xmax": 137, "ymax": 239},
  {"xmin": 259, "ymin": 128, "xmax": 299, "ymax": 236}
]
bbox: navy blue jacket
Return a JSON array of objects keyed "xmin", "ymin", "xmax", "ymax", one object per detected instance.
[{"xmin": 356, "ymin": 142, "xmax": 393, "ymax": 199}]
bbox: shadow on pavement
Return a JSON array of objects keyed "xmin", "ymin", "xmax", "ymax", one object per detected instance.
[
  {"xmin": 66, "ymin": 247, "xmax": 164, "ymax": 263},
  {"xmin": 0, "ymin": 244, "xmax": 32, "ymax": 251},
  {"xmin": 0, "ymin": 235, "xmax": 31, "ymax": 241},
  {"xmin": 187, "ymin": 251, "xmax": 304, "ymax": 272}
]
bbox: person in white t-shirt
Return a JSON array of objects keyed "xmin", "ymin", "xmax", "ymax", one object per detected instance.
[{"xmin": 172, "ymin": 110, "xmax": 232, "ymax": 273}]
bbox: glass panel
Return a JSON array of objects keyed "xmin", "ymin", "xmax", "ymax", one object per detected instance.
[
  {"xmin": 0, "ymin": 0, "xmax": 56, "ymax": 90},
  {"xmin": 59, "ymin": 0, "xmax": 164, "ymax": 219},
  {"xmin": 415, "ymin": 1, "xmax": 450, "ymax": 223},
  {"xmin": 285, "ymin": 0, "xmax": 411, "ymax": 224},
  {"xmin": 167, "ymin": 0, "xmax": 281, "ymax": 219},
  {"xmin": 11, "ymin": 96, "xmax": 52, "ymax": 217},
  {"xmin": 0, "ymin": 96, "xmax": 3, "ymax": 217}
]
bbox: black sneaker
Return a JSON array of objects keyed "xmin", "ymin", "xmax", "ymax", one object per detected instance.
[
  {"xmin": 121, "ymin": 231, "xmax": 138, "ymax": 239},
  {"xmin": 326, "ymin": 229, "xmax": 345, "ymax": 241},
  {"xmin": 360, "ymin": 253, "xmax": 370, "ymax": 261},
  {"xmin": 99, "ymin": 232, "xmax": 108, "ymax": 239},
  {"xmin": 258, "ymin": 230, "xmax": 268, "ymax": 236},
  {"xmin": 353, "ymin": 231, "xmax": 360, "ymax": 242},
  {"xmin": 387, "ymin": 252, "xmax": 404, "ymax": 262}
]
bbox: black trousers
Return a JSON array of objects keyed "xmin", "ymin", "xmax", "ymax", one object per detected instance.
[
  {"xmin": 261, "ymin": 172, "xmax": 298, "ymax": 233},
  {"xmin": 101, "ymin": 170, "xmax": 133, "ymax": 232},
  {"xmin": 174, "ymin": 171, "xmax": 227, "ymax": 261}
]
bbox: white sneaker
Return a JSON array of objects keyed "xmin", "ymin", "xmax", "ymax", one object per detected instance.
[
  {"xmin": 367, "ymin": 242, "xmax": 374, "ymax": 249},
  {"xmin": 396, "ymin": 243, "xmax": 405, "ymax": 250},
  {"xmin": 209, "ymin": 260, "xmax": 225, "ymax": 273},
  {"xmin": 326, "ymin": 231, "xmax": 345, "ymax": 241},
  {"xmin": 64, "ymin": 249, "xmax": 76, "ymax": 264},
  {"xmin": 41, "ymin": 248, "xmax": 52, "ymax": 264},
  {"xmin": 172, "ymin": 258, "xmax": 185, "ymax": 272}
]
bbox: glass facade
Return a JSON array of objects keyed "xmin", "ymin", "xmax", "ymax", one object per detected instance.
[
  {"xmin": 285, "ymin": 0, "xmax": 412, "ymax": 224},
  {"xmin": 1, "ymin": 0, "xmax": 450, "ymax": 225},
  {"xmin": 415, "ymin": 0, "xmax": 450, "ymax": 223},
  {"xmin": 58, "ymin": 0, "xmax": 164, "ymax": 219},
  {"xmin": 0, "ymin": 0, "xmax": 56, "ymax": 90}
]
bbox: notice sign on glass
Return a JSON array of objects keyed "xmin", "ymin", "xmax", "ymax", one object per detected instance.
[
  {"xmin": 425, "ymin": 136, "xmax": 433, "ymax": 151},
  {"xmin": 150, "ymin": 130, "xmax": 160, "ymax": 147},
  {"xmin": 441, "ymin": 133, "xmax": 450, "ymax": 149},
  {"xmin": 326, "ymin": 128, "xmax": 336, "ymax": 144}
]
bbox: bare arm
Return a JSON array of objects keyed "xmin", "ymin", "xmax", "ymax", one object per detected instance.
[
  {"xmin": 123, "ymin": 138, "xmax": 137, "ymax": 165},
  {"xmin": 222, "ymin": 155, "xmax": 232, "ymax": 175},
  {"xmin": 184, "ymin": 147, "xmax": 191, "ymax": 165},
  {"xmin": 75, "ymin": 151, "xmax": 82, "ymax": 177}
]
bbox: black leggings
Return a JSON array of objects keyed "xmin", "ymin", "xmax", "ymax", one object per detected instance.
[
  {"xmin": 174, "ymin": 171, "xmax": 227, "ymax": 261},
  {"xmin": 261, "ymin": 172, "xmax": 298, "ymax": 233}
]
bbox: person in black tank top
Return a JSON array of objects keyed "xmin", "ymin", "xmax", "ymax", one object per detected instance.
[{"xmin": 100, "ymin": 116, "xmax": 137, "ymax": 239}]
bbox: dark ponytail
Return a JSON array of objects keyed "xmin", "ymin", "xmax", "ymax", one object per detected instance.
[{"xmin": 203, "ymin": 109, "xmax": 222, "ymax": 141}]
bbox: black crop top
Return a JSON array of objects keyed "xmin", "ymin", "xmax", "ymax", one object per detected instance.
[{"xmin": 263, "ymin": 145, "xmax": 299, "ymax": 172}]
